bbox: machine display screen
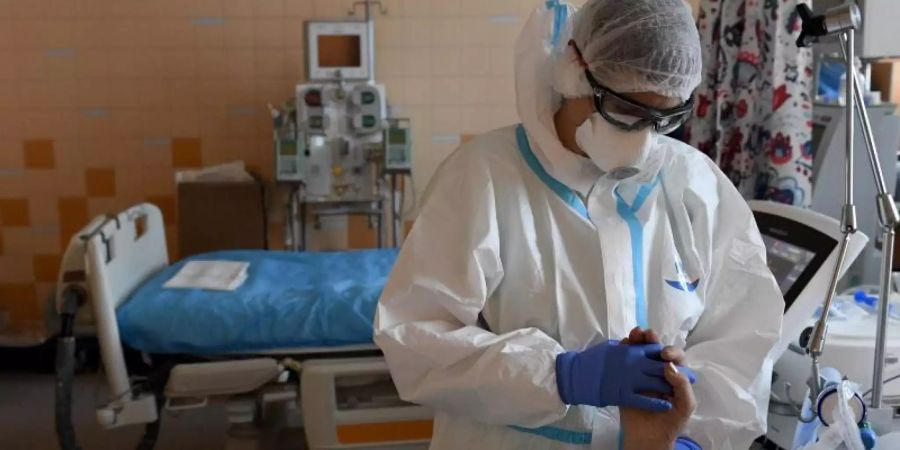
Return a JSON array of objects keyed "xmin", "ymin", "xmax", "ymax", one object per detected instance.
[
  {"xmin": 280, "ymin": 141, "xmax": 297, "ymax": 156},
  {"xmin": 762, "ymin": 235, "xmax": 817, "ymax": 295},
  {"xmin": 389, "ymin": 129, "xmax": 407, "ymax": 145},
  {"xmin": 754, "ymin": 211, "xmax": 836, "ymax": 311},
  {"xmin": 317, "ymin": 35, "xmax": 362, "ymax": 68}
]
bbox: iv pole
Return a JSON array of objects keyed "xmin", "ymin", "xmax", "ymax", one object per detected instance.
[
  {"xmin": 796, "ymin": 3, "xmax": 900, "ymax": 409},
  {"xmin": 348, "ymin": 0, "xmax": 387, "ymax": 82},
  {"xmin": 348, "ymin": 0, "xmax": 404, "ymax": 248}
]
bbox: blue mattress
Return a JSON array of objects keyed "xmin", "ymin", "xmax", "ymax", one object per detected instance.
[{"xmin": 117, "ymin": 249, "xmax": 398, "ymax": 354}]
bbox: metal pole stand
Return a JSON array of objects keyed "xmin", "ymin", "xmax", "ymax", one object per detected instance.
[
  {"xmin": 834, "ymin": 27, "xmax": 900, "ymax": 410},
  {"xmin": 389, "ymin": 172, "xmax": 401, "ymax": 248},
  {"xmin": 840, "ymin": 36, "xmax": 900, "ymax": 407},
  {"xmin": 796, "ymin": 5, "xmax": 900, "ymax": 412}
]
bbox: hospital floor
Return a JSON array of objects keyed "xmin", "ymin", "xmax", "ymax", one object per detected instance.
[
  {"xmin": 0, "ymin": 371, "xmax": 280, "ymax": 450},
  {"xmin": 0, "ymin": 347, "xmax": 768, "ymax": 450},
  {"xmin": 0, "ymin": 370, "xmax": 771, "ymax": 450}
]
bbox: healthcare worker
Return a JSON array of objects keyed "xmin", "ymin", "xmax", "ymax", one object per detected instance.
[{"xmin": 374, "ymin": 0, "xmax": 784, "ymax": 449}]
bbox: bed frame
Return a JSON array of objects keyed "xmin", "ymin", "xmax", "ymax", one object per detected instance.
[
  {"xmin": 57, "ymin": 203, "xmax": 431, "ymax": 449},
  {"xmin": 80, "ymin": 203, "xmax": 170, "ymax": 427}
]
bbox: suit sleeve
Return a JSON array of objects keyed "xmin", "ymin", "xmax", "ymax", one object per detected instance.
[{"xmin": 373, "ymin": 146, "xmax": 569, "ymax": 427}]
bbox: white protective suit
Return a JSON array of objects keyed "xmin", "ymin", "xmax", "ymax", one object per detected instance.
[{"xmin": 374, "ymin": 3, "xmax": 784, "ymax": 449}]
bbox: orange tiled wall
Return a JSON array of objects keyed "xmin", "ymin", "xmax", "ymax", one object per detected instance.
[{"xmin": 0, "ymin": 0, "xmax": 560, "ymax": 344}]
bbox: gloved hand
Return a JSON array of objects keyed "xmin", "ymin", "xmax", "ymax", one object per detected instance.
[
  {"xmin": 555, "ymin": 340, "xmax": 696, "ymax": 411},
  {"xmin": 675, "ymin": 437, "xmax": 702, "ymax": 450}
]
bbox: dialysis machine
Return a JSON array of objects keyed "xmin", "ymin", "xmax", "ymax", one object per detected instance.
[
  {"xmin": 270, "ymin": 10, "xmax": 413, "ymax": 250},
  {"xmin": 274, "ymin": 20, "xmax": 387, "ymax": 199}
]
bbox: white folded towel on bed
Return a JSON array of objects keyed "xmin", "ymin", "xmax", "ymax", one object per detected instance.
[{"xmin": 163, "ymin": 261, "xmax": 250, "ymax": 291}]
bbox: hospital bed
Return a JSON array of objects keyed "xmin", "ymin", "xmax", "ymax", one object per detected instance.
[
  {"xmin": 55, "ymin": 199, "xmax": 860, "ymax": 449},
  {"xmin": 53, "ymin": 203, "xmax": 432, "ymax": 450}
]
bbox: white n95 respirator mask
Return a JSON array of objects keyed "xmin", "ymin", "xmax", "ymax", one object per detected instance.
[{"xmin": 574, "ymin": 113, "xmax": 657, "ymax": 179}]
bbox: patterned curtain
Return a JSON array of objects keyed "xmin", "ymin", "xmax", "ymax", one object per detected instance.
[{"xmin": 687, "ymin": 0, "xmax": 814, "ymax": 206}]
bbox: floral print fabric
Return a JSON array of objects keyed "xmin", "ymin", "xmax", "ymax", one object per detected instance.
[{"xmin": 688, "ymin": 0, "xmax": 814, "ymax": 206}]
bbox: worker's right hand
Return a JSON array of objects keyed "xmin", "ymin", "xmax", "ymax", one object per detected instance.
[{"xmin": 556, "ymin": 340, "xmax": 678, "ymax": 411}]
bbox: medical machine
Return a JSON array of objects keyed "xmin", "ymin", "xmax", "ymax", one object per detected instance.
[
  {"xmin": 271, "ymin": 4, "xmax": 413, "ymax": 251},
  {"xmin": 749, "ymin": 200, "xmax": 873, "ymax": 448},
  {"xmin": 54, "ymin": 203, "xmax": 433, "ymax": 450},
  {"xmin": 767, "ymin": 288, "xmax": 900, "ymax": 448},
  {"xmin": 292, "ymin": 81, "xmax": 386, "ymax": 199},
  {"xmin": 275, "ymin": 16, "xmax": 388, "ymax": 199},
  {"xmin": 750, "ymin": 201, "xmax": 869, "ymax": 359},
  {"xmin": 271, "ymin": 102, "xmax": 305, "ymax": 183},
  {"xmin": 384, "ymin": 119, "xmax": 412, "ymax": 173},
  {"xmin": 272, "ymin": 14, "xmax": 389, "ymax": 197}
]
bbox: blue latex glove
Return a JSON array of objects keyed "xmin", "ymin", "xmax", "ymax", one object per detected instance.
[
  {"xmin": 556, "ymin": 340, "xmax": 696, "ymax": 411},
  {"xmin": 675, "ymin": 437, "xmax": 702, "ymax": 450}
]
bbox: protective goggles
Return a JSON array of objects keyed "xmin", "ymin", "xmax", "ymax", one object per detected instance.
[{"xmin": 582, "ymin": 68, "xmax": 694, "ymax": 135}]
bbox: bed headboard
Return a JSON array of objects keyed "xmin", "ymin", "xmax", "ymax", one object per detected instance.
[
  {"xmin": 85, "ymin": 203, "xmax": 169, "ymax": 309},
  {"xmin": 84, "ymin": 202, "xmax": 169, "ymax": 399}
]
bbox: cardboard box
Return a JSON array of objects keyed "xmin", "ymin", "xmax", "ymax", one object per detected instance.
[
  {"xmin": 871, "ymin": 60, "xmax": 900, "ymax": 105},
  {"xmin": 177, "ymin": 181, "xmax": 267, "ymax": 258}
]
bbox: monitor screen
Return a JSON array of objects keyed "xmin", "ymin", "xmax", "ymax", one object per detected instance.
[
  {"xmin": 317, "ymin": 35, "xmax": 362, "ymax": 68},
  {"xmin": 762, "ymin": 235, "xmax": 817, "ymax": 295},
  {"xmin": 754, "ymin": 211, "xmax": 837, "ymax": 311},
  {"xmin": 389, "ymin": 129, "xmax": 407, "ymax": 145}
]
